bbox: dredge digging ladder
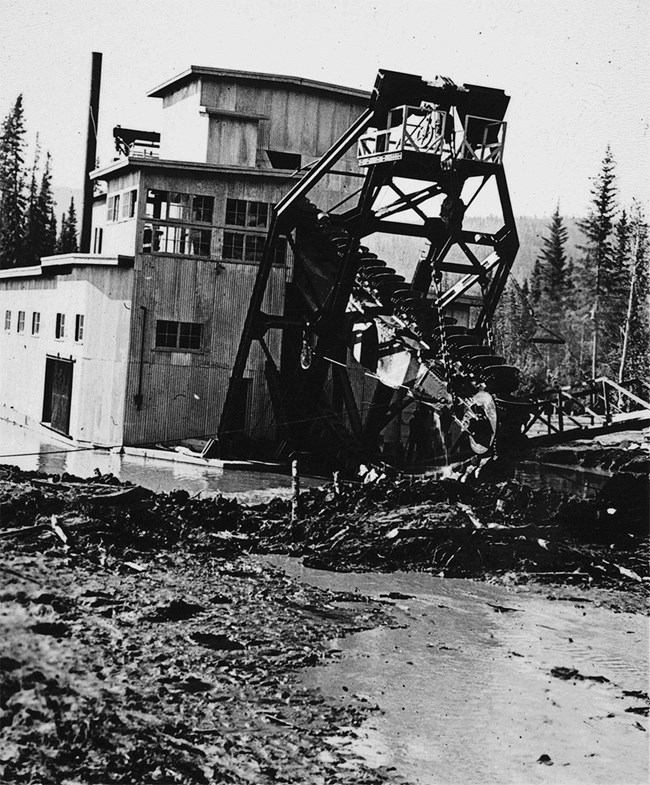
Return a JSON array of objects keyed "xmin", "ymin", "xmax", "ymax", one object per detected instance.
[{"xmin": 206, "ymin": 70, "xmax": 527, "ymax": 472}]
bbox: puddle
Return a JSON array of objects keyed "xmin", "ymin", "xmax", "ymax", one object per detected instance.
[
  {"xmin": 514, "ymin": 461, "xmax": 611, "ymax": 498},
  {"xmin": 267, "ymin": 557, "xmax": 649, "ymax": 785},
  {"xmin": 0, "ymin": 419, "xmax": 320, "ymax": 501}
]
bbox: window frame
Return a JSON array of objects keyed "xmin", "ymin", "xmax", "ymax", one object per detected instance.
[
  {"xmin": 142, "ymin": 223, "xmax": 212, "ymax": 258},
  {"xmin": 74, "ymin": 314, "xmax": 85, "ymax": 343},
  {"xmin": 145, "ymin": 189, "xmax": 214, "ymax": 225},
  {"xmin": 17, "ymin": 310, "xmax": 25, "ymax": 333},
  {"xmin": 225, "ymin": 198, "xmax": 271, "ymax": 229},
  {"xmin": 121, "ymin": 189, "xmax": 137, "ymax": 220},
  {"xmin": 31, "ymin": 311, "xmax": 40, "ymax": 336},
  {"xmin": 107, "ymin": 194, "xmax": 121, "ymax": 223},
  {"xmin": 93, "ymin": 227, "xmax": 103, "ymax": 254},
  {"xmin": 222, "ymin": 230, "xmax": 287, "ymax": 265},
  {"xmin": 55, "ymin": 313, "xmax": 66, "ymax": 340},
  {"xmin": 4, "ymin": 310, "xmax": 11, "ymax": 331},
  {"xmin": 154, "ymin": 319, "xmax": 204, "ymax": 352}
]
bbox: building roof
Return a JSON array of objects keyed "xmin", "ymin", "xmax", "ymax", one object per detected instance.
[
  {"xmin": 0, "ymin": 255, "xmax": 133, "ymax": 281},
  {"xmin": 90, "ymin": 156, "xmax": 313, "ymax": 181},
  {"xmin": 148, "ymin": 66, "xmax": 371, "ymax": 102}
]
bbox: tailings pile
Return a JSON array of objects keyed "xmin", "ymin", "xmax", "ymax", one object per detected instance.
[{"xmin": 249, "ymin": 469, "xmax": 649, "ymax": 594}]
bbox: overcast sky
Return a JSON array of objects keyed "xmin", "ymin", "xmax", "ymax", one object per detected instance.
[{"xmin": 1, "ymin": 0, "xmax": 648, "ymax": 217}]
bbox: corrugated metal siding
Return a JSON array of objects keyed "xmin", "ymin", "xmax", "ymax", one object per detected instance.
[{"xmin": 122, "ymin": 253, "xmax": 285, "ymax": 446}]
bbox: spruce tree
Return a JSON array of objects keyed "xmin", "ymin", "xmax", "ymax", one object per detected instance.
[
  {"xmin": 57, "ymin": 197, "xmax": 79, "ymax": 254},
  {"xmin": 576, "ymin": 146, "xmax": 619, "ymax": 378},
  {"xmin": 23, "ymin": 137, "xmax": 41, "ymax": 266},
  {"xmin": 38, "ymin": 152, "xmax": 56, "ymax": 257},
  {"xmin": 620, "ymin": 204, "xmax": 650, "ymax": 386},
  {"xmin": 529, "ymin": 205, "xmax": 575, "ymax": 383},
  {"xmin": 0, "ymin": 95, "xmax": 27, "ymax": 267}
]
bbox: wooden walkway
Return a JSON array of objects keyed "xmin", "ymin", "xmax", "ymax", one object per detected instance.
[{"xmin": 521, "ymin": 377, "xmax": 650, "ymax": 447}]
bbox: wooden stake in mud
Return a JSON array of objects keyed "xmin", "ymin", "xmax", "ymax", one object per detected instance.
[
  {"xmin": 291, "ymin": 458, "xmax": 301, "ymax": 522},
  {"xmin": 333, "ymin": 470, "xmax": 341, "ymax": 495}
]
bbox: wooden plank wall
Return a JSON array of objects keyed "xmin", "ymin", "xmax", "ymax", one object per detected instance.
[{"xmin": 200, "ymin": 78, "xmax": 366, "ymax": 171}]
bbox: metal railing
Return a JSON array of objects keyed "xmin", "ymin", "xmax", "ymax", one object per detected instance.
[
  {"xmin": 358, "ymin": 106, "xmax": 449, "ymax": 164},
  {"xmin": 458, "ymin": 115, "xmax": 507, "ymax": 164}
]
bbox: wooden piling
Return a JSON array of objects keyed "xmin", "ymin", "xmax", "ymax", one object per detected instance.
[
  {"xmin": 291, "ymin": 458, "xmax": 301, "ymax": 522},
  {"xmin": 333, "ymin": 470, "xmax": 341, "ymax": 495}
]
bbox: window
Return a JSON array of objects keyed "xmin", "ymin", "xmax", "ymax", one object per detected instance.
[
  {"xmin": 55, "ymin": 313, "xmax": 65, "ymax": 339},
  {"xmin": 75, "ymin": 314, "xmax": 84, "ymax": 342},
  {"xmin": 143, "ymin": 223, "xmax": 212, "ymax": 257},
  {"xmin": 223, "ymin": 232, "xmax": 287, "ymax": 265},
  {"xmin": 17, "ymin": 311, "xmax": 25, "ymax": 333},
  {"xmin": 145, "ymin": 190, "xmax": 213, "ymax": 224},
  {"xmin": 4, "ymin": 310, "xmax": 11, "ymax": 331},
  {"xmin": 93, "ymin": 227, "xmax": 103, "ymax": 254},
  {"xmin": 107, "ymin": 194, "xmax": 121, "ymax": 222},
  {"xmin": 167, "ymin": 192, "xmax": 192, "ymax": 220},
  {"xmin": 121, "ymin": 189, "xmax": 137, "ymax": 219},
  {"xmin": 273, "ymin": 238, "xmax": 288, "ymax": 266},
  {"xmin": 155, "ymin": 320, "xmax": 203, "ymax": 351},
  {"xmin": 32, "ymin": 312, "xmax": 40, "ymax": 336},
  {"xmin": 225, "ymin": 199, "xmax": 270, "ymax": 228},
  {"xmin": 223, "ymin": 231, "xmax": 264, "ymax": 262},
  {"xmin": 193, "ymin": 195, "xmax": 213, "ymax": 223}
]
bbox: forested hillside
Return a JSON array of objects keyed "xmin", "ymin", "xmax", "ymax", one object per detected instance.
[{"xmin": 467, "ymin": 214, "xmax": 583, "ymax": 282}]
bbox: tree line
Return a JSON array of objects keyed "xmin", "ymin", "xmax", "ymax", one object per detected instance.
[
  {"xmin": 0, "ymin": 95, "xmax": 78, "ymax": 269},
  {"xmin": 493, "ymin": 146, "xmax": 649, "ymax": 390}
]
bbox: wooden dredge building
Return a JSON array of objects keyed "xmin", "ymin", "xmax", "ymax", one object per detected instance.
[{"xmin": 0, "ymin": 68, "xmax": 369, "ymax": 449}]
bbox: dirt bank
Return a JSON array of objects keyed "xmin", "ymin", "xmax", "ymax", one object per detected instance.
[
  {"xmin": 246, "ymin": 462, "xmax": 649, "ymax": 610},
  {"xmin": 0, "ymin": 466, "xmax": 402, "ymax": 784},
  {"xmin": 1, "ymin": 452, "xmax": 648, "ymax": 782}
]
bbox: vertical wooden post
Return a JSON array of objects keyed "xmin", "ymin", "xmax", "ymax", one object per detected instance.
[
  {"xmin": 291, "ymin": 458, "xmax": 301, "ymax": 522},
  {"xmin": 556, "ymin": 387, "xmax": 564, "ymax": 433},
  {"xmin": 603, "ymin": 380, "xmax": 612, "ymax": 425},
  {"xmin": 333, "ymin": 470, "xmax": 341, "ymax": 495}
]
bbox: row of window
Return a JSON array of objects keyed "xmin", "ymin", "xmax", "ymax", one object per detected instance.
[
  {"xmin": 3, "ymin": 310, "xmax": 202, "ymax": 352},
  {"xmin": 142, "ymin": 224, "xmax": 212, "ymax": 257},
  {"xmin": 141, "ymin": 224, "xmax": 287, "ymax": 263},
  {"xmin": 140, "ymin": 196, "xmax": 285, "ymax": 262},
  {"xmin": 4, "ymin": 310, "xmax": 84, "ymax": 341},
  {"xmin": 103, "ymin": 191, "xmax": 289, "ymax": 263},
  {"xmin": 109, "ymin": 191, "xmax": 274, "ymax": 230},
  {"xmin": 145, "ymin": 190, "xmax": 214, "ymax": 224}
]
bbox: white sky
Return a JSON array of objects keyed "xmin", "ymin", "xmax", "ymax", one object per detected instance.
[{"xmin": 1, "ymin": 0, "xmax": 648, "ymax": 217}]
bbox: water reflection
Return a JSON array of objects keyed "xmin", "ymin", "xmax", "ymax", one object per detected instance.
[
  {"xmin": 514, "ymin": 461, "xmax": 610, "ymax": 498},
  {"xmin": 268, "ymin": 558, "xmax": 649, "ymax": 785},
  {"xmin": 0, "ymin": 419, "xmax": 317, "ymax": 500}
]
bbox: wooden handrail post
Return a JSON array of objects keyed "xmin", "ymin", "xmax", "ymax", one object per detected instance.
[
  {"xmin": 603, "ymin": 380, "xmax": 612, "ymax": 425},
  {"xmin": 556, "ymin": 386, "xmax": 564, "ymax": 432}
]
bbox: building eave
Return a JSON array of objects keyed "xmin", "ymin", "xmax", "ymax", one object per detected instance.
[
  {"xmin": 0, "ymin": 255, "xmax": 132, "ymax": 281},
  {"xmin": 147, "ymin": 65, "xmax": 371, "ymax": 102},
  {"xmin": 91, "ymin": 156, "xmax": 306, "ymax": 181}
]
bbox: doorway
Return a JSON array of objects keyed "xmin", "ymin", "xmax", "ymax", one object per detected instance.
[{"xmin": 42, "ymin": 357, "xmax": 74, "ymax": 436}]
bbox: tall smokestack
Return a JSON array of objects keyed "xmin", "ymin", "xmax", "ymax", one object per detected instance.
[{"xmin": 80, "ymin": 51, "xmax": 102, "ymax": 253}]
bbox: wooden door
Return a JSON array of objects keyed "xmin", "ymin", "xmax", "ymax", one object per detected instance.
[{"xmin": 43, "ymin": 357, "xmax": 74, "ymax": 435}]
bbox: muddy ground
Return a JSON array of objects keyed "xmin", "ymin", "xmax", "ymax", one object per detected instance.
[{"xmin": 0, "ymin": 443, "xmax": 648, "ymax": 783}]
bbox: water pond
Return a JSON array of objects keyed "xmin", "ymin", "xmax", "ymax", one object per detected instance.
[{"xmin": 267, "ymin": 556, "xmax": 649, "ymax": 785}]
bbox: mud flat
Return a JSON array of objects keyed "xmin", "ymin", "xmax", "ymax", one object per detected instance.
[{"xmin": 0, "ymin": 444, "xmax": 647, "ymax": 783}]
